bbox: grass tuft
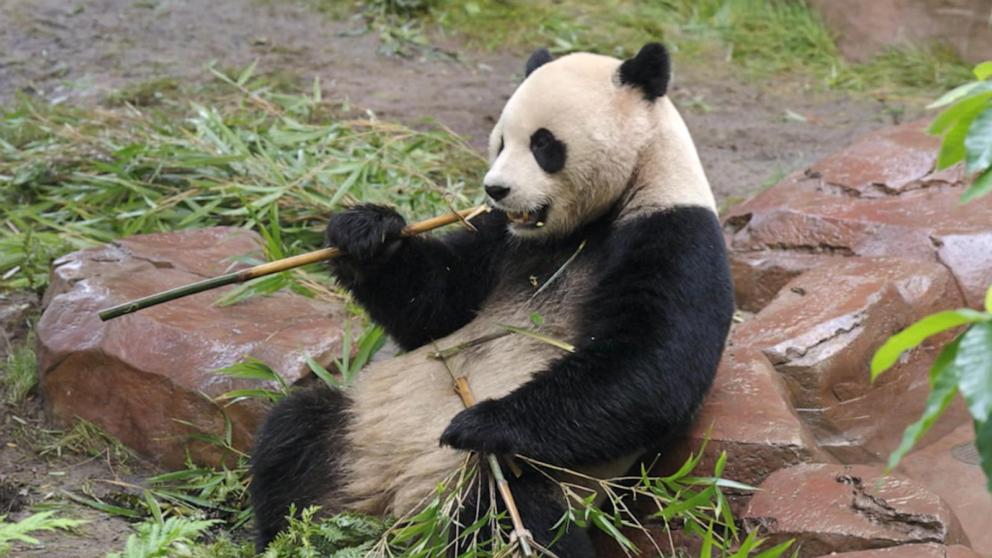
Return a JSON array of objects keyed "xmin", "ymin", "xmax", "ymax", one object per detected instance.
[
  {"xmin": 0, "ymin": 333, "xmax": 37, "ymax": 405},
  {"xmin": 36, "ymin": 418, "xmax": 136, "ymax": 467},
  {"xmin": 354, "ymin": 0, "xmax": 970, "ymax": 98}
]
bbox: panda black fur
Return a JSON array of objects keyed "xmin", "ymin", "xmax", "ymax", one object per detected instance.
[{"xmin": 250, "ymin": 43, "xmax": 735, "ymax": 557}]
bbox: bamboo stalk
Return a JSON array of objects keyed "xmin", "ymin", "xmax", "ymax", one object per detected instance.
[
  {"xmin": 441, "ymin": 355, "xmax": 535, "ymax": 557},
  {"xmin": 98, "ymin": 205, "xmax": 488, "ymax": 321}
]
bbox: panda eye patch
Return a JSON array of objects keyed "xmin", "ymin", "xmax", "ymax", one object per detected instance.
[
  {"xmin": 530, "ymin": 128, "xmax": 566, "ymax": 174},
  {"xmin": 498, "ymin": 136, "xmax": 504, "ymax": 155}
]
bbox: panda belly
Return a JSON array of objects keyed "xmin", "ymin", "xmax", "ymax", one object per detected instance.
[{"xmin": 334, "ymin": 259, "xmax": 613, "ymax": 517}]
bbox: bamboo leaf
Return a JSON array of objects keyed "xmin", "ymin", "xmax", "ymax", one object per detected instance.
[
  {"xmin": 213, "ymin": 356, "xmax": 280, "ymax": 382},
  {"xmin": 499, "ymin": 324, "xmax": 575, "ymax": 352},
  {"xmin": 753, "ymin": 539, "xmax": 795, "ymax": 558},
  {"xmin": 306, "ymin": 355, "xmax": 341, "ymax": 389}
]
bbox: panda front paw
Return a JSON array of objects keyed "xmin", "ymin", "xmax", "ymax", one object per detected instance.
[
  {"xmin": 324, "ymin": 204, "xmax": 407, "ymax": 263},
  {"xmin": 440, "ymin": 400, "xmax": 519, "ymax": 456}
]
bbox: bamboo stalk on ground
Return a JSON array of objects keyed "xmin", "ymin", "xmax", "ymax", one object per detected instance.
[{"xmin": 98, "ymin": 205, "xmax": 489, "ymax": 321}]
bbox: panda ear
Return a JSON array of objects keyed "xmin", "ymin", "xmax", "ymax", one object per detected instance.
[
  {"xmin": 618, "ymin": 43, "xmax": 671, "ymax": 101},
  {"xmin": 525, "ymin": 48, "xmax": 553, "ymax": 78}
]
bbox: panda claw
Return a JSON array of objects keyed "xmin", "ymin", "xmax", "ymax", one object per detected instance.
[{"xmin": 440, "ymin": 401, "xmax": 517, "ymax": 455}]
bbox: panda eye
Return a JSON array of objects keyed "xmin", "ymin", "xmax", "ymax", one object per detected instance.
[
  {"xmin": 531, "ymin": 131, "xmax": 551, "ymax": 150},
  {"xmin": 529, "ymin": 128, "xmax": 566, "ymax": 174},
  {"xmin": 498, "ymin": 136, "xmax": 504, "ymax": 155}
]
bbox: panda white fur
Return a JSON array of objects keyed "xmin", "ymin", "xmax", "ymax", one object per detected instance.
[{"xmin": 250, "ymin": 43, "xmax": 734, "ymax": 557}]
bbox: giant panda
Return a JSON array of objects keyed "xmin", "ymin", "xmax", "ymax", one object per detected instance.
[{"xmin": 250, "ymin": 42, "xmax": 734, "ymax": 557}]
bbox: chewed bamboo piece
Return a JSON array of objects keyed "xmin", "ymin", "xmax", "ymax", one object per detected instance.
[{"xmin": 98, "ymin": 205, "xmax": 489, "ymax": 321}]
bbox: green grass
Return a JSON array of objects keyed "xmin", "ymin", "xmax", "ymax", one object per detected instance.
[
  {"xmin": 0, "ymin": 65, "xmax": 486, "ymax": 292},
  {"xmin": 0, "ymin": 511, "xmax": 87, "ymax": 556},
  {"xmin": 353, "ymin": 0, "xmax": 970, "ymax": 98},
  {"xmin": 0, "ymin": 333, "xmax": 37, "ymax": 405}
]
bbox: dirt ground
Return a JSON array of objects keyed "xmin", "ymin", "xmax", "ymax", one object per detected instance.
[
  {"xmin": 0, "ymin": 0, "xmax": 922, "ymax": 206},
  {"xmin": 0, "ymin": 0, "xmax": 930, "ymax": 556}
]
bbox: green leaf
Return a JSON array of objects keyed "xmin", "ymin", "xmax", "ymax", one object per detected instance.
[
  {"xmin": 589, "ymin": 510, "xmax": 636, "ymax": 553},
  {"xmin": 215, "ymin": 388, "xmax": 284, "ymax": 404},
  {"xmin": 929, "ymin": 81, "xmax": 984, "ymax": 109},
  {"xmin": 886, "ymin": 337, "xmax": 963, "ymax": 470},
  {"xmin": 213, "ymin": 356, "xmax": 281, "ymax": 383},
  {"xmin": 699, "ymin": 523, "xmax": 714, "ymax": 558},
  {"xmin": 306, "ymin": 355, "xmax": 341, "ymax": 389},
  {"xmin": 871, "ymin": 309, "xmax": 989, "ymax": 378},
  {"xmin": 986, "ymin": 285, "xmax": 992, "ymax": 313},
  {"xmin": 965, "ymin": 107, "xmax": 992, "ymax": 173},
  {"xmin": 499, "ymin": 324, "xmax": 575, "ymax": 352},
  {"xmin": 956, "ymin": 322, "xmax": 992, "ymax": 422},
  {"xmin": 976, "ymin": 61, "xmax": 992, "ymax": 80},
  {"xmin": 962, "ymin": 167, "xmax": 992, "ymax": 203},
  {"xmin": 351, "ymin": 325, "xmax": 386, "ymax": 374},
  {"xmin": 929, "ymin": 91, "xmax": 992, "ymax": 135},
  {"xmin": 62, "ymin": 490, "xmax": 144, "ymax": 519},
  {"xmin": 753, "ymin": 539, "xmax": 795, "ymax": 558},
  {"xmin": 976, "ymin": 418, "xmax": 992, "ymax": 492},
  {"xmin": 213, "ymin": 271, "xmax": 289, "ymax": 307},
  {"xmin": 0, "ymin": 511, "xmax": 86, "ymax": 555},
  {"xmin": 237, "ymin": 59, "xmax": 258, "ymax": 86}
]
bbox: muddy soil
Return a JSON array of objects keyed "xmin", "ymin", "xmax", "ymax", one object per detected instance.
[
  {"xmin": 1, "ymin": 399, "xmax": 148, "ymax": 558},
  {"xmin": 0, "ymin": 0, "xmax": 930, "ymax": 556},
  {"xmin": 0, "ymin": 0, "xmax": 921, "ymax": 206}
]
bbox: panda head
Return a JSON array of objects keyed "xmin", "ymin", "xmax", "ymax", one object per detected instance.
[{"xmin": 485, "ymin": 42, "xmax": 713, "ymax": 238}]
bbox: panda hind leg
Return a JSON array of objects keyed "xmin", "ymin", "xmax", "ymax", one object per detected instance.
[{"xmin": 249, "ymin": 384, "xmax": 351, "ymax": 552}]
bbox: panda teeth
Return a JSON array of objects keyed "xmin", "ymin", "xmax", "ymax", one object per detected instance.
[{"xmin": 508, "ymin": 211, "xmax": 532, "ymax": 224}]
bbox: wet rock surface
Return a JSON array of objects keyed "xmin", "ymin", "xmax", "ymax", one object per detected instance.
[
  {"xmin": 725, "ymin": 121, "xmax": 992, "ymax": 310},
  {"xmin": 683, "ymin": 120, "xmax": 992, "ymax": 557},
  {"xmin": 897, "ymin": 424, "xmax": 992, "ymax": 556},
  {"xmin": 664, "ymin": 347, "xmax": 828, "ymax": 486},
  {"xmin": 732, "ymin": 257, "xmax": 970, "ymax": 462},
  {"xmin": 36, "ymin": 227, "xmax": 349, "ymax": 468},
  {"xmin": 825, "ymin": 543, "xmax": 982, "ymax": 557},
  {"xmin": 743, "ymin": 464, "xmax": 967, "ymax": 557}
]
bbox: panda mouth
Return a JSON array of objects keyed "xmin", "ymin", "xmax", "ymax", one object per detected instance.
[{"xmin": 505, "ymin": 204, "xmax": 550, "ymax": 228}]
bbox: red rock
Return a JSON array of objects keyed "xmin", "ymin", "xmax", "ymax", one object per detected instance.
[
  {"xmin": 809, "ymin": 0, "xmax": 992, "ymax": 65},
  {"xmin": 36, "ymin": 228, "xmax": 349, "ymax": 468},
  {"xmin": 732, "ymin": 257, "xmax": 969, "ymax": 462},
  {"xmin": 743, "ymin": 464, "xmax": 968, "ymax": 557},
  {"xmin": 725, "ymin": 121, "xmax": 992, "ymax": 310},
  {"xmin": 898, "ymin": 423, "xmax": 992, "ymax": 557},
  {"xmin": 729, "ymin": 252, "xmax": 837, "ymax": 312},
  {"xmin": 824, "ymin": 543, "xmax": 982, "ymax": 557},
  {"xmin": 663, "ymin": 347, "xmax": 827, "ymax": 487}
]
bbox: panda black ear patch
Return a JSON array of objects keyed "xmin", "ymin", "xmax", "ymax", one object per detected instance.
[
  {"xmin": 525, "ymin": 48, "xmax": 553, "ymax": 78},
  {"xmin": 618, "ymin": 42, "xmax": 671, "ymax": 101}
]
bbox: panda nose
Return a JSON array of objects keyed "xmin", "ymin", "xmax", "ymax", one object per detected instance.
[{"xmin": 485, "ymin": 184, "xmax": 511, "ymax": 201}]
